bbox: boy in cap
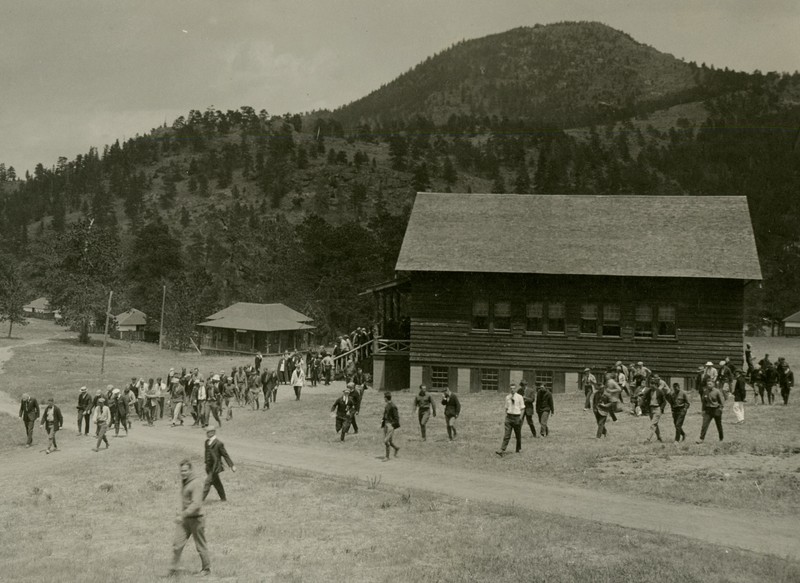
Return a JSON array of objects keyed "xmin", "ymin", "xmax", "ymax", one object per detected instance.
[
  {"xmin": 40, "ymin": 397, "xmax": 63, "ymax": 453},
  {"xmin": 331, "ymin": 387, "xmax": 356, "ymax": 441}
]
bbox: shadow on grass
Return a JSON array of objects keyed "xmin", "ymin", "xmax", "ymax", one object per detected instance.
[{"xmin": 51, "ymin": 337, "xmax": 118, "ymax": 348}]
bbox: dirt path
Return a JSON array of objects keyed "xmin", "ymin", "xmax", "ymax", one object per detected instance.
[{"xmin": 0, "ymin": 340, "xmax": 798, "ymax": 562}]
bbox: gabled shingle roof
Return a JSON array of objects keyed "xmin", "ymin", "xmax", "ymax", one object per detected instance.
[
  {"xmin": 199, "ymin": 303, "xmax": 314, "ymax": 333},
  {"xmin": 115, "ymin": 308, "xmax": 147, "ymax": 327},
  {"xmin": 783, "ymin": 310, "xmax": 800, "ymax": 324},
  {"xmin": 395, "ymin": 193, "xmax": 763, "ymax": 280},
  {"xmin": 23, "ymin": 297, "xmax": 52, "ymax": 311}
]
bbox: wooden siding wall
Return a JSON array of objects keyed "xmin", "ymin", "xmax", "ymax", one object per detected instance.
[{"xmin": 408, "ymin": 272, "xmax": 745, "ymax": 376}]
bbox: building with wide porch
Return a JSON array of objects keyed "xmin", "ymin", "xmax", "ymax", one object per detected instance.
[
  {"xmin": 114, "ymin": 308, "xmax": 147, "ymax": 341},
  {"xmin": 198, "ymin": 302, "xmax": 314, "ymax": 355},
  {"xmin": 372, "ymin": 193, "xmax": 761, "ymax": 393}
]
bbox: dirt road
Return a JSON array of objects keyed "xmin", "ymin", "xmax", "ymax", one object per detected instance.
[{"xmin": 1, "ymin": 340, "xmax": 797, "ymax": 562}]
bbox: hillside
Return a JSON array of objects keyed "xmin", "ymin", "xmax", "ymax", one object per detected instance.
[
  {"xmin": 1, "ymin": 21, "xmax": 800, "ymax": 346},
  {"xmin": 331, "ymin": 21, "xmax": 741, "ymax": 128}
]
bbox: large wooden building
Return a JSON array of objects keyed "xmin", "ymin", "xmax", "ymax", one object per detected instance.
[{"xmin": 391, "ymin": 193, "xmax": 762, "ymax": 393}]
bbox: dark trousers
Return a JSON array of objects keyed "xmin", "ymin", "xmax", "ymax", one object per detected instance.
[
  {"xmin": 523, "ymin": 405, "xmax": 537, "ymax": 436},
  {"xmin": 172, "ymin": 516, "xmax": 210, "ymax": 572},
  {"xmin": 700, "ymin": 408, "xmax": 723, "ymax": 441},
  {"xmin": 672, "ymin": 407, "xmax": 687, "ymax": 441},
  {"xmin": 445, "ymin": 414, "xmax": 458, "ymax": 439},
  {"xmin": 594, "ymin": 412, "xmax": 607, "ymax": 438},
  {"xmin": 584, "ymin": 387, "xmax": 593, "ymax": 409},
  {"xmin": 335, "ymin": 415, "xmax": 352, "ymax": 440},
  {"xmin": 23, "ymin": 418, "xmax": 35, "ymax": 445},
  {"xmin": 203, "ymin": 472, "xmax": 226, "ymax": 501},
  {"xmin": 766, "ymin": 385, "xmax": 775, "ymax": 404},
  {"xmin": 44, "ymin": 422, "xmax": 58, "ymax": 450},
  {"xmin": 78, "ymin": 410, "xmax": 91, "ymax": 434},
  {"xmin": 537, "ymin": 410, "xmax": 550, "ymax": 436},
  {"xmin": 158, "ymin": 397, "xmax": 165, "ymax": 419},
  {"xmin": 293, "ymin": 386, "xmax": 302, "ymax": 400},
  {"xmin": 500, "ymin": 414, "xmax": 522, "ymax": 452},
  {"xmin": 114, "ymin": 414, "xmax": 128, "ymax": 435},
  {"xmin": 781, "ymin": 386, "xmax": 791, "ymax": 405}
]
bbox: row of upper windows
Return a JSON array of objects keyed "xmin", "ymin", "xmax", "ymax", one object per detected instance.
[{"xmin": 472, "ymin": 301, "xmax": 676, "ymax": 338}]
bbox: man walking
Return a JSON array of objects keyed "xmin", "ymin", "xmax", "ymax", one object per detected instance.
[
  {"xmin": 519, "ymin": 379, "xmax": 537, "ymax": 437},
  {"xmin": 291, "ymin": 362, "xmax": 305, "ymax": 401},
  {"xmin": 381, "ymin": 392, "xmax": 400, "ymax": 461},
  {"xmin": 92, "ymin": 397, "xmax": 111, "ymax": 451},
  {"xmin": 113, "ymin": 388, "xmax": 129, "ymax": 437},
  {"xmin": 77, "ymin": 386, "xmax": 92, "ymax": 436},
  {"xmin": 331, "ymin": 388, "xmax": 356, "ymax": 441},
  {"xmin": 641, "ymin": 379, "xmax": 666, "ymax": 443},
  {"xmin": 496, "ymin": 383, "xmax": 525, "ymax": 456},
  {"xmin": 535, "ymin": 382, "xmax": 554, "ymax": 437},
  {"xmin": 592, "ymin": 384, "xmax": 610, "ymax": 438},
  {"xmin": 732, "ymin": 369, "xmax": 747, "ymax": 423},
  {"xmin": 169, "ymin": 459, "xmax": 211, "ymax": 577},
  {"xmin": 203, "ymin": 426, "xmax": 236, "ymax": 501},
  {"xmin": 698, "ymin": 379, "xmax": 725, "ymax": 443},
  {"xmin": 40, "ymin": 397, "xmax": 63, "ymax": 454},
  {"xmin": 441, "ymin": 387, "xmax": 461, "ymax": 441},
  {"xmin": 666, "ymin": 383, "xmax": 690, "ymax": 442},
  {"xmin": 779, "ymin": 363, "xmax": 794, "ymax": 405},
  {"xmin": 581, "ymin": 368, "xmax": 597, "ymax": 411},
  {"xmin": 19, "ymin": 393, "xmax": 39, "ymax": 448},
  {"xmin": 412, "ymin": 384, "xmax": 436, "ymax": 441}
]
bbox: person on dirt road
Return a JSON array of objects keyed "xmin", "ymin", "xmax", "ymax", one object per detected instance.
[
  {"xmin": 92, "ymin": 397, "xmax": 111, "ymax": 452},
  {"xmin": 76, "ymin": 386, "xmax": 92, "ymax": 436},
  {"xmin": 291, "ymin": 362, "xmax": 306, "ymax": 400},
  {"xmin": 496, "ymin": 383, "xmax": 524, "ymax": 456},
  {"xmin": 412, "ymin": 384, "xmax": 436, "ymax": 441},
  {"xmin": 40, "ymin": 397, "xmax": 63, "ymax": 454},
  {"xmin": 169, "ymin": 459, "xmax": 211, "ymax": 577},
  {"xmin": 202, "ymin": 426, "xmax": 236, "ymax": 501},
  {"xmin": 18, "ymin": 393, "xmax": 40, "ymax": 448},
  {"xmin": 331, "ymin": 387, "xmax": 356, "ymax": 441},
  {"xmin": 381, "ymin": 392, "xmax": 400, "ymax": 461}
]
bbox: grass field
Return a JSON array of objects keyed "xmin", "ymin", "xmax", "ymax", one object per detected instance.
[
  {"xmin": 0, "ymin": 433, "xmax": 797, "ymax": 583},
  {"xmin": 3, "ymin": 321, "xmax": 800, "ymax": 518}
]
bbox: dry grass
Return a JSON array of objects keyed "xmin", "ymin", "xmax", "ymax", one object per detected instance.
[
  {"xmin": 3, "ymin": 322, "xmax": 800, "ymax": 518},
  {"xmin": 0, "ymin": 439, "xmax": 797, "ymax": 583}
]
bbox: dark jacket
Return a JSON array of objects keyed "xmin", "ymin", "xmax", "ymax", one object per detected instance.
[
  {"xmin": 441, "ymin": 392, "xmax": 461, "ymax": 417},
  {"xmin": 77, "ymin": 392, "xmax": 93, "ymax": 412},
  {"xmin": 666, "ymin": 388, "xmax": 691, "ymax": 410},
  {"xmin": 19, "ymin": 398, "xmax": 39, "ymax": 421},
  {"xmin": 382, "ymin": 401, "xmax": 400, "ymax": 428},
  {"xmin": 331, "ymin": 395, "xmax": 356, "ymax": 419},
  {"xmin": 640, "ymin": 385, "xmax": 666, "ymax": 414},
  {"xmin": 733, "ymin": 376, "xmax": 747, "ymax": 402},
  {"xmin": 701, "ymin": 387, "xmax": 725, "ymax": 411},
  {"xmin": 535, "ymin": 388, "xmax": 553, "ymax": 413},
  {"xmin": 205, "ymin": 438, "xmax": 234, "ymax": 475},
  {"xmin": 40, "ymin": 404, "xmax": 63, "ymax": 430}
]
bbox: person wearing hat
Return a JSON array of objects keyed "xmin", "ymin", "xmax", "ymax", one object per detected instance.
[
  {"xmin": 412, "ymin": 384, "xmax": 436, "ymax": 441},
  {"xmin": 203, "ymin": 425, "xmax": 236, "ymax": 501},
  {"xmin": 331, "ymin": 387, "xmax": 356, "ymax": 441},
  {"xmin": 291, "ymin": 361, "xmax": 306, "ymax": 401},
  {"xmin": 702, "ymin": 361, "xmax": 718, "ymax": 387},
  {"xmin": 718, "ymin": 360, "xmax": 733, "ymax": 396},
  {"xmin": 592, "ymin": 382, "xmax": 611, "ymax": 438},
  {"xmin": 169, "ymin": 458, "xmax": 211, "ymax": 577},
  {"xmin": 778, "ymin": 362, "xmax": 794, "ymax": 405},
  {"xmin": 441, "ymin": 386, "xmax": 461, "ymax": 441},
  {"xmin": 77, "ymin": 386, "xmax": 92, "ymax": 436},
  {"xmin": 496, "ymin": 383, "xmax": 524, "ymax": 456},
  {"xmin": 519, "ymin": 379, "xmax": 537, "ymax": 437},
  {"xmin": 92, "ymin": 397, "xmax": 111, "ymax": 451},
  {"xmin": 18, "ymin": 393, "xmax": 40, "ymax": 447},
  {"xmin": 254, "ymin": 351, "xmax": 262, "ymax": 374},
  {"xmin": 665, "ymin": 383, "xmax": 691, "ymax": 442},
  {"xmin": 346, "ymin": 382, "xmax": 360, "ymax": 435},
  {"xmin": 581, "ymin": 368, "xmax": 597, "ymax": 411},
  {"xmin": 732, "ymin": 369, "xmax": 747, "ymax": 423},
  {"xmin": 40, "ymin": 397, "xmax": 63, "ymax": 454}
]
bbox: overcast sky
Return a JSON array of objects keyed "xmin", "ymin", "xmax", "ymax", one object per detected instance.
[{"xmin": 1, "ymin": 0, "xmax": 798, "ymax": 174}]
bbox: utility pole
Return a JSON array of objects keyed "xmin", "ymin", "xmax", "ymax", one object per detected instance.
[
  {"xmin": 159, "ymin": 284, "xmax": 166, "ymax": 350},
  {"xmin": 100, "ymin": 290, "xmax": 113, "ymax": 375}
]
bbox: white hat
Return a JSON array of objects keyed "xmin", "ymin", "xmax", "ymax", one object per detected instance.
[{"xmin": 705, "ymin": 361, "xmax": 713, "ymax": 367}]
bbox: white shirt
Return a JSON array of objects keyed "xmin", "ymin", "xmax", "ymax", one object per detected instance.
[{"xmin": 504, "ymin": 392, "xmax": 525, "ymax": 415}]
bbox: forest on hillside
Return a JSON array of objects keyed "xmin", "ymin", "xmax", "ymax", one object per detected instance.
[{"xmin": 1, "ymin": 58, "xmax": 799, "ymax": 346}]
